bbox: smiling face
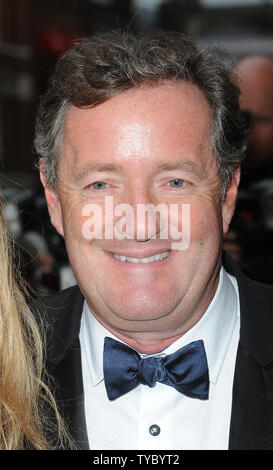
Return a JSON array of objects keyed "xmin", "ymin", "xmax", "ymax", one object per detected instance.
[{"xmin": 41, "ymin": 83, "xmax": 239, "ymax": 352}]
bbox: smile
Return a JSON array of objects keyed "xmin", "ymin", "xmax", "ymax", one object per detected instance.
[{"xmin": 111, "ymin": 250, "xmax": 171, "ymax": 263}]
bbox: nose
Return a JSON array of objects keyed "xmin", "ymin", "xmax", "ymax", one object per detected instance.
[{"xmin": 114, "ymin": 187, "xmax": 166, "ymax": 242}]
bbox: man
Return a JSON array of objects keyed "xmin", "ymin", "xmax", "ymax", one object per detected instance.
[
  {"xmin": 235, "ymin": 54, "xmax": 273, "ymax": 186},
  {"xmin": 225, "ymin": 56, "xmax": 273, "ymax": 284},
  {"xmin": 34, "ymin": 31, "xmax": 273, "ymax": 450}
]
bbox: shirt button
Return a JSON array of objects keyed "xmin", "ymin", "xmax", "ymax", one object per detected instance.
[{"xmin": 149, "ymin": 424, "xmax": 161, "ymax": 436}]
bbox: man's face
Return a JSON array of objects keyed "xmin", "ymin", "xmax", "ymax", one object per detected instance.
[
  {"xmin": 42, "ymin": 83, "xmax": 238, "ymax": 348},
  {"xmin": 237, "ymin": 61, "xmax": 273, "ymax": 167},
  {"xmin": 241, "ymin": 93, "xmax": 273, "ymax": 167}
]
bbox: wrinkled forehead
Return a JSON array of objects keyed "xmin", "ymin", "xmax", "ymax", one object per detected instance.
[{"xmin": 62, "ymin": 82, "xmax": 213, "ymax": 166}]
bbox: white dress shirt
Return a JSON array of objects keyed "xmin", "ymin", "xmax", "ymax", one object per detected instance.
[{"xmin": 79, "ymin": 267, "xmax": 240, "ymax": 450}]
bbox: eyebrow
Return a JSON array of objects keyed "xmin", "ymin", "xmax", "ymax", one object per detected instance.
[
  {"xmin": 72, "ymin": 163, "xmax": 122, "ymax": 182},
  {"xmin": 72, "ymin": 160, "xmax": 206, "ymax": 182},
  {"xmin": 156, "ymin": 161, "xmax": 206, "ymax": 178}
]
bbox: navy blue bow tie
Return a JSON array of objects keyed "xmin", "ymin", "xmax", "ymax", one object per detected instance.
[{"xmin": 103, "ymin": 337, "xmax": 209, "ymax": 401}]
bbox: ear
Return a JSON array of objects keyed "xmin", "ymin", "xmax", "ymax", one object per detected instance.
[
  {"xmin": 39, "ymin": 159, "xmax": 64, "ymax": 236},
  {"xmin": 222, "ymin": 167, "xmax": 240, "ymax": 235}
]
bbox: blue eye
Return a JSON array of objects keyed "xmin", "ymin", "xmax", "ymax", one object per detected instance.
[
  {"xmin": 169, "ymin": 179, "xmax": 185, "ymax": 188},
  {"xmin": 91, "ymin": 181, "xmax": 107, "ymax": 190}
]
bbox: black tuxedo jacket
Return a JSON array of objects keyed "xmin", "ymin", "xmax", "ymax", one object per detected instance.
[{"xmin": 34, "ymin": 253, "xmax": 273, "ymax": 450}]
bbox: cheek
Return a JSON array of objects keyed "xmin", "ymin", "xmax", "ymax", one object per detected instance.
[
  {"xmin": 61, "ymin": 195, "xmax": 105, "ymax": 242},
  {"xmin": 189, "ymin": 203, "xmax": 222, "ymax": 247},
  {"xmin": 63, "ymin": 209, "xmax": 85, "ymax": 242},
  {"xmin": 60, "ymin": 199, "xmax": 96, "ymax": 265}
]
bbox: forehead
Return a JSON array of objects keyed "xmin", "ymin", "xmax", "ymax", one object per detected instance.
[
  {"xmin": 237, "ymin": 63, "xmax": 273, "ymax": 112},
  {"xmin": 62, "ymin": 82, "xmax": 213, "ymax": 172}
]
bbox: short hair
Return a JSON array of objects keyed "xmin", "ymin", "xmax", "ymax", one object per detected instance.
[{"xmin": 34, "ymin": 30, "xmax": 250, "ymax": 198}]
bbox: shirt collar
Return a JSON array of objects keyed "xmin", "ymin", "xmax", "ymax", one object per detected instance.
[{"xmin": 80, "ymin": 266, "xmax": 239, "ymax": 386}]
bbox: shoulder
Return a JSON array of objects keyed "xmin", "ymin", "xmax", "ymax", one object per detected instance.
[
  {"xmin": 33, "ymin": 284, "xmax": 84, "ymax": 314},
  {"xmin": 30, "ymin": 285, "xmax": 84, "ymax": 362},
  {"xmin": 38, "ymin": 284, "xmax": 82, "ymax": 306},
  {"xmin": 223, "ymin": 251, "xmax": 273, "ymax": 365},
  {"xmin": 223, "ymin": 251, "xmax": 273, "ymax": 304}
]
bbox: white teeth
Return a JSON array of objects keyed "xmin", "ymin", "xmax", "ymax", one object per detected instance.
[{"xmin": 112, "ymin": 251, "xmax": 170, "ymax": 263}]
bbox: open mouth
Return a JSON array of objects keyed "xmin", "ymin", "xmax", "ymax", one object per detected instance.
[{"xmin": 110, "ymin": 250, "xmax": 171, "ymax": 264}]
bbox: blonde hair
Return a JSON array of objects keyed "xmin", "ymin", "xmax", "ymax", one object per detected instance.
[{"xmin": 0, "ymin": 191, "xmax": 72, "ymax": 449}]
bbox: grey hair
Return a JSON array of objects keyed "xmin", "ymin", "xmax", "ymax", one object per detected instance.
[{"xmin": 34, "ymin": 30, "xmax": 250, "ymax": 198}]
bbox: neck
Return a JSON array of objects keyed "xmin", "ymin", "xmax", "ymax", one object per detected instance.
[
  {"xmin": 95, "ymin": 320, "xmax": 185, "ymax": 353},
  {"xmin": 89, "ymin": 307, "xmax": 207, "ymax": 354}
]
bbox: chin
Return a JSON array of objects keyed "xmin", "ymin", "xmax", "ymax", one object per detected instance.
[{"xmin": 106, "ymin": 289, "xmax": 180, "ymax": 323}]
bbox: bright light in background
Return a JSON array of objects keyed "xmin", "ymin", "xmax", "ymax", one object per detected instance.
[
  {"xmin": 133, "ymin": 0, "xmax": 167, "ymax": 9},
  {"xmin": 132, "ymin": 0, "xmax": 168, "ymax": 25}
]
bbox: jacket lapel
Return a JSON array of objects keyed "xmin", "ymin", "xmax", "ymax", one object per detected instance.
[
  {"xmin": 47, "ymin": 338, "xmax": 89, "ymax": 450},
  {"xmin": 37, "ymin": 284, "xmax": 89, "ymax": 449},
  {"xmin": 229, "ymin": 343, "xmax": 273, "ymax": 449},
  {"xmin": 223, "ymin": 253, "xmax": 273, "ymax": 449}
]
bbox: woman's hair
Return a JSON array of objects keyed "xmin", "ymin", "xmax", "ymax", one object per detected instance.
[
  {"xmin": 34, "ymin": 29, "xmax": 250, "ymax": 199},
  {"xmin": 0, "ymin": 191, "xmax": 71, "ymax": 449}
]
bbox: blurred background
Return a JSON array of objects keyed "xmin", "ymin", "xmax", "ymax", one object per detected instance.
[{"xmin": 0, "ymin": 0, "xmax": 272, "ymax": 294}]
